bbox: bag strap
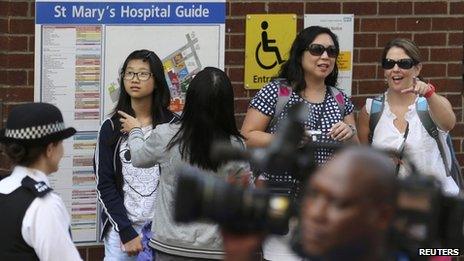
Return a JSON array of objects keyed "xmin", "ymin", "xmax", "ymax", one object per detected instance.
[
  {"xmin": 368, "ymin": 94, "xmax": 385, "ymax": 144},
  {"xmin": 269, "ymin": 84, "xmax": 346, "ymax": 130},
  {"xmin": 415, "ymin": 97, "xmax": 451, "ymax": 177},
  {"xmin": 446, "ymin": 135, "xmax": 464, "ymax": 190},
  {"xmin": 395, "ymin": 122, "xmax": 410, "ymax": 175},
  {"xmin": 329, "ymin": 86, "xmax": 346, "ymax": 117},
  {"xmin": 268, "ymin": 79, "xmax": 292, "ymax": 130}
]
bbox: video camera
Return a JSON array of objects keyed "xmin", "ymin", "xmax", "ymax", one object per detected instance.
[
  {"xmin": 173, "ymin": 102, "xmax": 464, "ymax": 256},
  {"xmin": 173, "ymin": 103, "xmax": 338, "ymax": 235},
  {"xmin": 174, "ymin": 165, "xmax": 293, "ymax": 235},
  {"xmin": 391, "ymin": 161, "xmax": 464, "ymax": 254}
]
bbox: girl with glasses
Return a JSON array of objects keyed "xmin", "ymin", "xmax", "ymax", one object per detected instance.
[
  {"xmin": 241, "ymin": 26, "xmax": 358, "ymax": 261},
  {"xmin": 357, "ymin": 38, "xmax": 458, "ymax": 195},
  {"xmin": 94, "ymin": 49, "xmax": 178, "ymax": 260},
  {"xmin": 118, "ymin": 67, "xmax": 247, "ymax": 260}
]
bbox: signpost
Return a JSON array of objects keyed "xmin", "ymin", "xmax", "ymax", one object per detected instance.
[{"xmin": 244, "ymin": 14, "xmax": 296, "ymax": 90}]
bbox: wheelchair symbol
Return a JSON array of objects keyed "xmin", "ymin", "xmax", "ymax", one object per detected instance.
[
  {"xmin": 255, "ymin": 21, "xmax": 285, "ymax": 70},
  {"xmin": 255, "ymin": 42, "xmax": 277, "ymax": 70}
]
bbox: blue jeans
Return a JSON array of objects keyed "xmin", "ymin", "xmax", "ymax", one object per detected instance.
[{"xmin": 104, "ymin": 224, "xmax": 143, "ymax": 261}]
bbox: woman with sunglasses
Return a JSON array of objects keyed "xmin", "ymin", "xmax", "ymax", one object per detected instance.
[
  {"xmin": 94, "ymin": 49, "xmax": 177, "ymax": 260},
  {"xmin": 241, "ymin": 26, "xmax": 357, "ymax": 261},
  {"xmin": 358, "ymin": 38, "xmax": 458, "ymax": 195}
]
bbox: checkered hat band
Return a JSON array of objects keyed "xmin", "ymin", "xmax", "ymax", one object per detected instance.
[{"xmin": 5, "ymin": 122, "xmax": 66, "ymax": 140}]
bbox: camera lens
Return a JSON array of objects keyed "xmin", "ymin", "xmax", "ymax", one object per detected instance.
[{"xmin": 174, "ymin": 166, "xmax": 293, "ymax": 234}]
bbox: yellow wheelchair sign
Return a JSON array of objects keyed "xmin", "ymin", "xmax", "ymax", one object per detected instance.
[{"xmin": 244, "ymin": 14, "xmax": 296, "ymax": 90}]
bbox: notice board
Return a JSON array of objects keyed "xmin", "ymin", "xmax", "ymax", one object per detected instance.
[{"xmin": 34, "ymin": 0, "xmax": 225, "ymax": 244}]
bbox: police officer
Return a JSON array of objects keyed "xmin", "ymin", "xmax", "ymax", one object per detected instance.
[{"xmin": 0, "ymin": 103, "xmax": 82, "ymax": 261}]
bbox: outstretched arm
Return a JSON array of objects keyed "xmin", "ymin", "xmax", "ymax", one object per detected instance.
[{"xmin": 402, "ymin": 81, "xmax": 456, "ymax": 131}]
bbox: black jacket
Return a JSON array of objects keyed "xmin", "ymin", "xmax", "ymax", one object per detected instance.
[{"xmin": 94, "ymin": 112, "xmax": 177, "ymax": 243}]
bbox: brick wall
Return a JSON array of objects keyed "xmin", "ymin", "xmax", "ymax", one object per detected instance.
[
  {"xmin": 1, "ymin": 0, "xmax": 463, "ymax": 260},
  {"xmin": 0, "ymin": 0, "xmax": 35, "ymax": 170},
  {"xmin": 225, "ymin": 0, "xmax": 463, "ymax": 158}
]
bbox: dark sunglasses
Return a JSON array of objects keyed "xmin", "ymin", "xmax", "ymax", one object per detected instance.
[
  {"xmin": 382, "ymin": 58, "xmax": 418, "ymax": 70},
  {"xmin": 306, "ymin": 44, "xmax": 339, "ymax": 58}
]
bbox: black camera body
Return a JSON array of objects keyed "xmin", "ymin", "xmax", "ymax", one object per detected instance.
[{"xmin": 392, "ymin": 170, "xmax": 464, "ymax": 254}]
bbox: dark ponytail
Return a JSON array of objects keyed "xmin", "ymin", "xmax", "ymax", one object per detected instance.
[{"xmin": 3, "ymin": 142, "xmax": 48, "ymax": 166}]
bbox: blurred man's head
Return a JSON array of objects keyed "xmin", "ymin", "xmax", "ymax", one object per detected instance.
[{"xmin": 300, "ymin": 147, "xmax": 398, "ymax": 258}]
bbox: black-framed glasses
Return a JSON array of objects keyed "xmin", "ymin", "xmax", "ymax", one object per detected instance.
[
  {"xmin": 381, "ymin": 58, "xmax": 417, "ymax": 70},
  {"xmin": 306, "ymin": 44, "xmax": 339, "ymax": 58},
  {"xmin": 122, "ymin": 71, "xmax": 152, "ymax": 81}
]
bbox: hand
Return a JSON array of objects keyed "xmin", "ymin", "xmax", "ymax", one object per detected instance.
[
  {"xmin": 226, "ymin": 168, "xmax": 252, "ymax": 187},
  {"xmin": 122, "ymin": 235, "xmax": 142, "ymax": 256},
  {"xmin": 299, "ymin": 131, "xmax": 312, "ymax": 147},
  {"xmin": 329, "ymin": 121, "xmax": 355, "ymax": 141},
  {"xmin": 118, "ymin": 111, "xmax": 142, "ymax": 133},
  {"xmin": 401, "ymin": 78, "xmax": 432, "ymax": 96}
]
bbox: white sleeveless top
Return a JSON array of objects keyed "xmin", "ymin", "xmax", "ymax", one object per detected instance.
[{"xmin": 366, "ymin": 95, "xmax": 459, "ymax": 195}]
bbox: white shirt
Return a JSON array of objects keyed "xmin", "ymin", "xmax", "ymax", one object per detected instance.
[
  {"xmin": 366, "ymin": 96, "xmax": 459, "ymax": 195},
  {"xmin": 120, "ymin": 125, "xmax": 160, "ymax": 225},
  {"xmin": 0, "ymin": 166, "xmax": 82, "ymax": 261},
  {"xmin": 262, "ymin": 234, "xmax": 302, "ymax": 261},
  {"xmin": 262, "ymin": 219, "xmax": 302, "ymax": 261}
]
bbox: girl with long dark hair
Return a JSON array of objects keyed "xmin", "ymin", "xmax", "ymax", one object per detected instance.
[
  {"xmin": 119, "ymin": 67, "xmax": 246, "ymax": 260},
  {"xmin": 94, "ymin": 49, "xmax": 177, "ymax": 260}
]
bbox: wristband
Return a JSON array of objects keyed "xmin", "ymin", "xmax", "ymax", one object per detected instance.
[{"xmin": 424, "ymin": 83, "xmax": 436, "ymax": 99}]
